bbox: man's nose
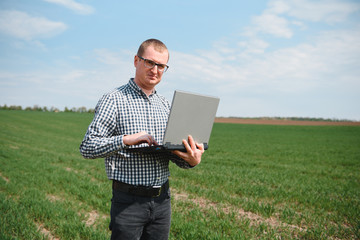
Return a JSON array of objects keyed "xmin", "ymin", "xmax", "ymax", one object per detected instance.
[{"xmin": 150, "ymin": 65, "xmax": 158, "ymax": 73}]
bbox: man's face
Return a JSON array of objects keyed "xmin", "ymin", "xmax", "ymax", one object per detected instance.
[{"xmin": 134, "ymin": 45, "xmax": 169, "ymax": 92}]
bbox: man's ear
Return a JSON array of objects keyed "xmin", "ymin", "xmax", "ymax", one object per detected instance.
[{"xmin": 134, "ymin": 55, "xmax": 137, "ymax": 67}]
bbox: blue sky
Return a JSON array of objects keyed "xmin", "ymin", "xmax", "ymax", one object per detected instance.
[{"xmin": 1, "ymin": 0, "xmax": 359, "ymax": 120}]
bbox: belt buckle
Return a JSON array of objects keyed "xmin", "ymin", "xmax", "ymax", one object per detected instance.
[{"xmin": 153, "ymin": 186, "xmax": 162, "ymax": 197}]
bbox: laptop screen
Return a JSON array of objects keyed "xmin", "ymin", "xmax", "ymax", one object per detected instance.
[{"xmin": 162, "ymin": 90, "xmax": 220, "ymax": 149}]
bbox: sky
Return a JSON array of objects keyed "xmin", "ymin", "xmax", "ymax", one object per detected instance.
[{"xmin": 0, "ymin": 0, "xmax": 360, "ymax": 120}]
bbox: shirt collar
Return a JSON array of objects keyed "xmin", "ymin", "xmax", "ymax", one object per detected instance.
[{"xmin": 129, "ymin": 78, "xmax": 157, "ymax": 98}]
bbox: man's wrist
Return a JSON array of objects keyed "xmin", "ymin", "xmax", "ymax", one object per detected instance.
[{"xmin": 120, "ymin": 135, "xmax": 129, "ymax": 149}]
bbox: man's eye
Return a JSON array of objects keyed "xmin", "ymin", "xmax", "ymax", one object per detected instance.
[{"xmin": 146, "ymin": 60, "xmax": 155, "ymax": 65}]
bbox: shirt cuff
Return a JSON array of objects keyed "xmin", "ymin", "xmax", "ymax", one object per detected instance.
[{"xmin": 115, "ymin": 135, "xmax": 128, "ymax": 150}]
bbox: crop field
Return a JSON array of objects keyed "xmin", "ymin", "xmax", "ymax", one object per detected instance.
[{"xmin": 0, "ymin": 110, "xmax": 359, "ymax": 239}]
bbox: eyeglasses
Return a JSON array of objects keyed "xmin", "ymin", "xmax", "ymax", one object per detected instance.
[{"xmin": 137, "ymin": 56, "xmax": 169, "ymax": 72}]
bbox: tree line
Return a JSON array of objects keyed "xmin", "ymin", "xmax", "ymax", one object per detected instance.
[
  {"xmin": 0, "ymin": 104, "xmax": 95, "ymax": 113},
  {"xmin": 1, "ymin": 104, "xmax": 355, "ymax": 122}
]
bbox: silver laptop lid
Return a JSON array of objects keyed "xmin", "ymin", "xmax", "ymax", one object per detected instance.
[{"xmin": 163, "ymin": 90, "xmax": 220, "ymax": 150}]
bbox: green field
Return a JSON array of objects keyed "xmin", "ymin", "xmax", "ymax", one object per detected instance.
[{"xmin": 0, "ymin": 110, "xmax": 359, "ymax": 239}]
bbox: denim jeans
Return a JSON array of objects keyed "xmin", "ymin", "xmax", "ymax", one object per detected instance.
[{"xmin": 109, "ymin": 186, "xmax": 171, "ymax": 240}]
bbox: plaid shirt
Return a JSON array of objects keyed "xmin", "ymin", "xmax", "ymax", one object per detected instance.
[{"xmin": 80, "ymin": 79, "xmax": 192, "ymax": 186}]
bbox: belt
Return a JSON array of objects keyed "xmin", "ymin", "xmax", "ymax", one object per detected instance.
[{"xmin": 112, "ymin": 180, "xmax": 169, "ymax": 198}]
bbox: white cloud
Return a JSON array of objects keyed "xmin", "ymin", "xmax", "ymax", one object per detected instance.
[
  {"xmin": 267, "ymin": 0, "xmax": 291, "ymax": 14},
  {"xmin": 94, "ymin": 49, "xmax": 133, "ymax": 66},
  {"xmin": 43, "ymin": 0, "xmax": 95, "ymax": 15},
  {"xmin": 284, "ymin": 0, "xmax": 360, "ymax": 23},
  {"xmin": 245, "ymin": 0, "xmax": 360, "ymax": 39},
  {"xmin": 165, "ymin": 25, "xmax": 360, "ymax": 98},
  {"xmin": 244, "ymin": 13, "xmax": 293, "ymax": 38},
  {"xmin": 0, "ymin": 10, "xmax": 67, "ymax": 41},
  {"xmin": 238, "ymin": 39, "xmax": 270, "ymax": 55},
  {"xmin": 162, "ymin": 24, "xmax": 359, "ymax": 119}
]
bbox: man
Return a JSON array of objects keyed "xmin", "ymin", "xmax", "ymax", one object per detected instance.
[{"xmin": 80, "ymin": 39, "xmax": 204, "ymax": 240}]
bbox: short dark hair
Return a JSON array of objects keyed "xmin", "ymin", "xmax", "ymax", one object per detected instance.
[{"xmin": 137, "ymin": 39, "xmax": 169, "ymax": 61}]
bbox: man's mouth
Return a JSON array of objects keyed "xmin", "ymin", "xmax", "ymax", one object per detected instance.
[{"xmin": 148, "ymin": 75, "xmax": 157, "ymax": 80}]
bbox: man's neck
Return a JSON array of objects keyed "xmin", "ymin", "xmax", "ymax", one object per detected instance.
[
  {"xmin": 141, "ymin": 88, "xmax": 154, "ymax": 97},
  {"xmin": 133, "ymin": 78, "xmax": 154, "ymax": 96}
]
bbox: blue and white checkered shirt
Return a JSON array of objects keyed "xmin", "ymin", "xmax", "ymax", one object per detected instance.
[{"xmin": 80, "ymin": 79, "xmax": 192, "ymax": 186}]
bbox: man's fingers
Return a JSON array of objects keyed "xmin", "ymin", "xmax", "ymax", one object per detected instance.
[
  {"xmin": 143, "ymin": 134, "xmax": 157, "ymax": 146},
  {"xmin": 149, "ymin": 135, "xmax": 158, "ymax": 146},
  {"xmin": 172, "ymin": 150, "xmax": 186, "ymax": 159},
  {"xmin": 124, "ymin": 132, "xmax": 157, "ymax": 146},
  {"xmin": 182, "ymin": 135, "xmax": 204, "ymax": 152},
  {"xmin": 187, "ymin": 135, "xmax": 196, "ymax": 150},
  {"xmin": 172, "ymin": 136, "xmax": 204, "ymax": 167},
  {"xmin": 182, "ymin": 139, "xmax": 192, "ymax": 152},
  {"xmin": 196, "ymin": 143, "xmax": 205, "ymax": 151}
]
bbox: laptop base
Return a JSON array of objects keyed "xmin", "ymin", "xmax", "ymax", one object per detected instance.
[{"xmin": 126, "ymin": 143, "xmax": 208, "ymax": 153}]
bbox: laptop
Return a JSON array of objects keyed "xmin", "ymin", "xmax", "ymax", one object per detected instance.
[{"xmin": 127, "ymin": 90, "xmax": 220, "ymax": 152}]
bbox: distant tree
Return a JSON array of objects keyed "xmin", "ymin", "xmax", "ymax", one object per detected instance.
[
  {"xmin": 78, "ymin": 106, "xmax": 87, "ymax": 113},
  {"xmin": 51, "ymin": 107, "xmax": 60, "ymax": 113},
  {"xmin": 9, "ymin": 105, "xmax": 22, "ymax": 110}
]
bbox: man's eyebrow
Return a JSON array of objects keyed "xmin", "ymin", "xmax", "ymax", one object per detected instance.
[{"xmin": 148, "ymin": 59, "xmax": 166, "ymax": 66}]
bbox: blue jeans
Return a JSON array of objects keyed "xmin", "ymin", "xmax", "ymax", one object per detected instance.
[{"xmin": 109, "ymin": 186, "xmax": 171, "ymax": 240}]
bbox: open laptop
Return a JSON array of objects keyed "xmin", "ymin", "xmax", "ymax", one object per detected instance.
[{"xmin": 127, "ymin": 90, "xmax": 220, "ymax": 152}]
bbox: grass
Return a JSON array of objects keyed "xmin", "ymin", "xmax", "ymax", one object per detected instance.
[
  {"xmin": 170, "ymin": 123, "xmax": 360, "ymax": 239},
  {"xmin": 0, "ymin": 110, "xmax": 359, "ymax": 239}
]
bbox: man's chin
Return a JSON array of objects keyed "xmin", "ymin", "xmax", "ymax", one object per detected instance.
[{"xmin": 147, "ymin": 78, "xmax": 160, "ymax": 85}]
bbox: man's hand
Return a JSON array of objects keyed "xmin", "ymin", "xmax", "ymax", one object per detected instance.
[
  {"xmin": 123, "ymin": 131, "xmax": 158, "ymax": 146},
  {"xmin": 172, "ymin": 135, "xmax": 204, "ymax": 167}
]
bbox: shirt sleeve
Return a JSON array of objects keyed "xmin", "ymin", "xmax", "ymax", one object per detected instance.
[
  {"xmin": 164, "ymin": 152, "xmax": 194, "ymax": 169},
  {"xmin": 79, "ymin": 94, "xmax": 125, "ymax": 159}
]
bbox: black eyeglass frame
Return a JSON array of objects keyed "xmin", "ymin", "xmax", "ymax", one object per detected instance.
[{"xmin": 137, "ymin": 55, "xmax": 169, "ymax": 72}]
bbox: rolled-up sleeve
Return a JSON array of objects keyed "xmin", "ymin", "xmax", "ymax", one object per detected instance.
[{"xmin": 165, "ymin": 152, "xmax": 193, "ymax": 169}]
